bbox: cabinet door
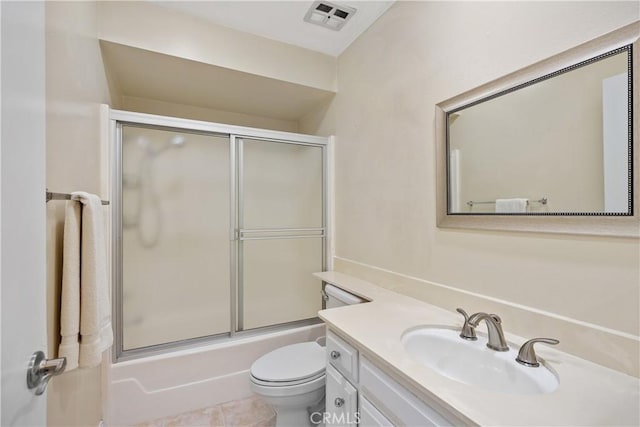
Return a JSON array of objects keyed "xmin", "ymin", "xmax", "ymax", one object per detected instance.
[
  {"xmin": 360, "ymin": 357, "xmax": 455, "ymax": 426},
  {"xmin": 359, "ymin": 397, "xmax": 394, "ymax": 427},
  {"xmin": 326, "ymin": 364, "xmax": 358, "ymax": 427}
]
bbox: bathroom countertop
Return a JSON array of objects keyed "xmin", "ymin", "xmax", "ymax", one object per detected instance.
[{"xmin": 315, "ymin": 271, "xmax": 640, "ymax": 427}]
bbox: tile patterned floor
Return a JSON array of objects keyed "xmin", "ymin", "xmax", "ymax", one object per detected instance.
[{"xmin": 133, "ymin": 395, "xmax": 276, "ymax": 427}]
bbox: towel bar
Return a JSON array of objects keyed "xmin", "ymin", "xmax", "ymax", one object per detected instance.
[
  {"xmin": 46, "ymin": 190, "xmax": 109, "ymax": 205},
  {"xmin": 467, "ymin": 197, "xmax": 547, "ymax": 207}
]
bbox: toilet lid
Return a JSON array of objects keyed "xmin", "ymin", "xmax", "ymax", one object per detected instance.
[{"xmin": 250, "ymin": 342, "xmax": 325, "ymax": 383}]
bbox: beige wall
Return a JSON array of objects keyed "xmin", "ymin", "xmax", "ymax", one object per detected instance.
[
  {"xmin": 301, "ymin": 1, "xmax": 640, "ymax": 374},
  {"xmin": 45, "ymin": 2, "xmax": 111, "ymax": 426}
]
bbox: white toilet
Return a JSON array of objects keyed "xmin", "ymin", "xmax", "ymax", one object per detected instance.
[{"xmin": 250, "ymin": 285, "xmax": 365, "ymax": 427}]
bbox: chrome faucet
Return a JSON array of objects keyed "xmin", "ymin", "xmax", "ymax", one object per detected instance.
[{"xmin": 468, "ymin": 312, "xmax": 509, "ymax": 351}]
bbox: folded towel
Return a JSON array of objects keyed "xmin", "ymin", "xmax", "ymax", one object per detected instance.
[
  {"xmin": 58, "ymin": 192, "xmax": 113, "ymax": 370},
  {"xmin": 495, "ymin": 198, "xmax": 528, "ymax": 213}
]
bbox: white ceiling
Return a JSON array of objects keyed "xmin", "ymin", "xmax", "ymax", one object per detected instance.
[{"xmin": 151, "ymin": 1, "xmax": 395, "ymax": 57}]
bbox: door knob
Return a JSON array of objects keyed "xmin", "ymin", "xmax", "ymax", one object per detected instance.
[{"xmin": 26, "ymin": 351, "xmax": 66, "ymax": 395}]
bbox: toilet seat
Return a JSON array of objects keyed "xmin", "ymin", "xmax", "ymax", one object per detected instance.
[
  {"xmin": 251, "ymin": 370, "xmax": 325, "ymax": 387},
  {"xmin": 250, "ymin": 372, "xmax": 326, "ymax": 398},
  {"xmin": 250, "ymin": 342, "xmax": 326, "ymax": 384}
]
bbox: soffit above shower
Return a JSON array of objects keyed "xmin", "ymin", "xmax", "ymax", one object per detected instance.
[
  {"xmin": 100, "ymin": 41, "xmax": 335, "ymax": 121},
  {"xmin": 147, "ymin": 0, "xmax": 395, "ymax": 57}
]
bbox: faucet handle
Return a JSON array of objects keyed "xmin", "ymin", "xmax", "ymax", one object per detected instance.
[
  {"xmin": 456, "ymin": 307, "xmax": 470, "ymax": 319},
  {"xmin": 456, "ymin": 308, "xmax": 477, "ymax": 341},
  {"xmin": 516, "ymin": 338, "xmax": 559, "ymax": 367}
]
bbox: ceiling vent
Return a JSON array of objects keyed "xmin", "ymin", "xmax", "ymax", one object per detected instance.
[{"xmin": 304, "ymin": 1, "xmax": 356, "ymax": 31}]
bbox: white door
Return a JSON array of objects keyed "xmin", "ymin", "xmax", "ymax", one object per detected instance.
[{"xmin": 1, "ymin": 1, "xmax": 48, "ymax": 425}]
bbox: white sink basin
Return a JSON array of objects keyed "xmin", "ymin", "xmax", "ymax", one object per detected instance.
[{"xmin": 401, "ymin": 326, "xmax": 559, "ymax": 394}]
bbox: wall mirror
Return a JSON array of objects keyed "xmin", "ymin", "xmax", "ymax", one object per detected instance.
[{"xmin": 436, "ymin": 23, "xmax": 639, "ymax": 237}]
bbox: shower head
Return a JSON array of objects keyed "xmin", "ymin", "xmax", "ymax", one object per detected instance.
[
  {"xmin": 147, "ymin": 134, "xmax": 187, "ymax": 157},
  {"xmin": 169, "ymin": 135, "xmax": 186, "ymax": 148}
]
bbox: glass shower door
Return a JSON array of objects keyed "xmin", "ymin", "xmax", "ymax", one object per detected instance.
[
  {"xmin": 116, "ymin": 121, "xmax": 328, "ymax": 357},
  {"xmin": 238, "ymin": 138, "xmax": 325, "ymax": 330},
  {"xmin": 121, "ymin": 125, "xmax": 231, "ymax": 350}
]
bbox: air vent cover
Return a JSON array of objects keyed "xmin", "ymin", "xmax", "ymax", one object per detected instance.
[{"xmin": 304, "ymin": 1, "xmax": 356, "ymax": 31}]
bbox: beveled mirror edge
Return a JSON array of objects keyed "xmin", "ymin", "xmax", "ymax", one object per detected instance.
[{"xmin": 435, "ymin": 21, "xmax": 640, "ymax": 238}]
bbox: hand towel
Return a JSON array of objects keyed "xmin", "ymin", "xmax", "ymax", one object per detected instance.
[
  {"xmin": 449, "ymin": 149, "xmax": 461, "ymax": 212},
  {"xmin": 495, "ymin": 198, "xmax": 528, "ymax": 213},
  {"xmin": 58, "ymin": 192, "xmax": 113, "ymax": 370}
]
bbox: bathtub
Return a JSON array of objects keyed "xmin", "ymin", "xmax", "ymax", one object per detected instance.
[{"xmin": 103, "ymin": 324, "xmax": 325, "ymax": 426}]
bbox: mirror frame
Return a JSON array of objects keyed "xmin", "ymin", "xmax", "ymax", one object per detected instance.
[{"xmin": 436, "ymin": 22, "xmax": 639, "ymax": 238}]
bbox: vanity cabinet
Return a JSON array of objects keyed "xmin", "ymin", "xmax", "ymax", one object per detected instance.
[{"xmin": 326, "ymin": 329, "xmax": 458, "ymax": 427}]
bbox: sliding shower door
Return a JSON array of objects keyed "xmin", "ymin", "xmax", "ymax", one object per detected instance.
[
  {"xmin": 238, "ymin": 138, "xmax": 325, "ymax": 330},
  {"xmin": 120, "ymin": 125, "xmax": 231, "ymax": 350},
  {"xmin": 115, "ymin": 115, "xmax": 328, "ymax": 358}
]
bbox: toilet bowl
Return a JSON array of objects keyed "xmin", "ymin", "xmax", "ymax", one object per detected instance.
[
  {"xmin": 250, "ymin": 342, "xmax": 326, "ymax": 427},
  {"xmin": 250, "ymin": 285, "xmax": 366, "ymax": 426}
]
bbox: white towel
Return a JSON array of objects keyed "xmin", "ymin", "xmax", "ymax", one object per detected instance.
[
  {"xmin": 495, "ymin": 198, "xmax": 528, "ymax": 213},
  {"xmin": 58, "ymin": 192, "xmax": 113, "ymax": 370},
  {"xmin": 449, "ymin": 149, "xmax": 461, "ymax": 212}
]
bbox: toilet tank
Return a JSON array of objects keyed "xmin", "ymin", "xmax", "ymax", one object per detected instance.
[{"xmin": 324, "ymin": 284, "xmax": 366, "ymax": 308}]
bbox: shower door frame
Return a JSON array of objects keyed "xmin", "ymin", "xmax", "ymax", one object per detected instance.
[{"xmin": 108, "ymin": 109, "xmax": 331, "ymax": 362}]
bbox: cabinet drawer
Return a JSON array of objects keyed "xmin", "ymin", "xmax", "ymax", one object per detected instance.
[
  {"xmin": 359, "ymin": 397, "xmax": 394, "ymax": 427},
  {"xmin": 360, "ymin": 356, "xmax": 454, "ymax": 427},
  {"xmin": 325, "ymin": 364, "xmax": 358, "ymax": 427},
  {"xmin": 327, "ymin": 330, "xmax": 358, "ymax": 382}
]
